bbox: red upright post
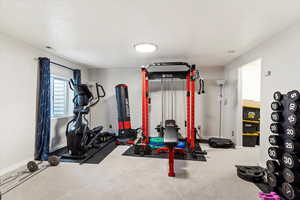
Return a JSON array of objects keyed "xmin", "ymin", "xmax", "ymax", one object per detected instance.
[
  {"xmin": 168, "ymin": 146, "xmax": 175, "ymax": 177},
  {"xmin": 186, "ymin": 72, "xmax": 191, "ymax": 145},
  {"xmin": 141, "ymin": 69, "xmax": 148, "ymax": 143},
  {"xmin": 190, "ymin": 69, "xmax": 196, "ymax": 151},
  {"xmin": 145, "ymin": 72, "xmax": 149, "ymax": 144}
]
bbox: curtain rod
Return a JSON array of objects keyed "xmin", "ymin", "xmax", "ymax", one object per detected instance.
[
  {"xmin": 35, "ymin": 57, "xmax": 76, "ymax": 71},
  {"xmin": 50, "ymin": 61, "xmax": 75, "ymax": 71}
]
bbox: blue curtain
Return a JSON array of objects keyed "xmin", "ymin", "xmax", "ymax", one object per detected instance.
[
  {"xmin": 73, "ymin": 69, "xmax": 81, "ymax": 111},
  {"xmin": 35, "ymin": 57, "xmax": 51, "ymax": 161},
  {"xmin": 73, "ymin": 69, "xmax": 81, "ymax": 85}
]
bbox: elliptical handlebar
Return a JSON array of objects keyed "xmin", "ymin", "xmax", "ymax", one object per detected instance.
[
  {"xmin": 96, "ymin": 83, "xmax": 106, "ymax": 98},
  {"xmin": 68, "ymin": 78, "xmax": 105, "ymax": 108},
  {"xmin": 89, "ymin": 82, "xmax": 105, "ymax": 107},
  {"xmin": 69, "ymin": 79, "xmax": 75, "ymax": 91}
]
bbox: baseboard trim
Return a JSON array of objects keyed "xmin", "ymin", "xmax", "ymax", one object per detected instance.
[{"xmin": 0, "ymin": 157, "xmax": 32, "ymax": 177}]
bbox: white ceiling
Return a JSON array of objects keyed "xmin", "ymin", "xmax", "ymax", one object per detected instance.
[{"xmin": 1, "ymin": 0, "xmax": 300, "ymax": 68}]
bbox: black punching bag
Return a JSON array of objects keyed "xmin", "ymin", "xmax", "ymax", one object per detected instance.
[{"xmin": 115, "ymin": 84, "xmax": 132, "ymax": 138}]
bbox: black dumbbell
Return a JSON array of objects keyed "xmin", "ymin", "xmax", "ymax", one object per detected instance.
[
  {"xmin": 284, "ymin": 139, "xmax": 300, "ymax": 154},
  {"xmin": 273, "ymin": 91, "xmax": 283, "ymax": 101},
  {"xmin": 27, "ymin": 161, "xmax": 39, "ymax": 172},
  {"xmin": 266, "ymin": 160, "xmax": 282, "ymax": 173},
  {"xmin": 282, "ymin": 182, "xmax": 300, "ymax": 200},
  {"xmin": 48, "ymin": 155, "xmax": 60, "ymax": 166},
  {"xmin": 285, "ymin": 126, "xmax": 299, "ymax": 140},
  {"xmin": 267, "ymin": 172, "xmax": 284, "ymax": 188},
  {"xmin": 287, "ymin": 90, "xmax": 300, "ymax": 102},
  {"xmin": 271, "ymin": 112, "xmax": 283, "ymax": 122},
  {"xmin": 268, "ymin": 147, "xmax": 283, "ymax": 160},
  {"xmin": 26, "ymin": 155, "xmax": 60, "ymax": 173},
  {"xmin": 288, "ymin": 102, "xmax": 299, "ymax": 113},
  {"xmin": 271, "ymin": 101, "xmax": 283, "ymax": 111},
  {"xmin": 269, "ymin": 135, "xmax": 283, "ymax": 146},
  {"xmin": 282, "ymin": 153, "xmax": 300, "ymax": 169},
  {"xmin": 270, "ymin": 123, "xmax": 282, "ymax": 134},
  {"xmin": 287, "ymin": 113, "xmax": 298, "ymax": 126},
  {"xmin": 282, "ymin": 168, "xmax": 300, "ymax": 185}
]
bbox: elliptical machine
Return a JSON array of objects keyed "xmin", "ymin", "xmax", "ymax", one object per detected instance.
[{"xmin": 65, "ymin": 79, "xmax": 106, "ymax": 159}]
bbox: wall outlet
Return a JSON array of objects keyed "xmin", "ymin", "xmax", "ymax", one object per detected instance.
[{"xmin": 232, "ymin": 131, "xmax": 234, "ymax": 136}]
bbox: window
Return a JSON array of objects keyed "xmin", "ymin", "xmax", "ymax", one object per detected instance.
[{"xmin": 50, "ymin": 76, "xmax": 74, "ymax": 118}]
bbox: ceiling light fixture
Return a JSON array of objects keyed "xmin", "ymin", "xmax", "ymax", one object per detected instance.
[{"xmin": 134, "ymin": 43, "xmax": 157, "ymax": 53}]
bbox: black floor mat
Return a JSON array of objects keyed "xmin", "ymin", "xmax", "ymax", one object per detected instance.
[
  {"xmin": 122, "ymin": 146, "xmax": 206, "ymax": 161},
  {"xmin": 51, "ymin": 139, "xmax": 117, "ymax": 164}
]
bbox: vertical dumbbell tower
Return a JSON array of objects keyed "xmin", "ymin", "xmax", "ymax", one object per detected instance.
[{"xmin": 267, "ymin": 90, "xmax": 300, "ymax": 200}]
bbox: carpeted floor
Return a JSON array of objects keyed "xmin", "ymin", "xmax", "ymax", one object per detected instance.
[{"xmin": 3, "ymin": 145, "xmax": 260, "ymax": 200}]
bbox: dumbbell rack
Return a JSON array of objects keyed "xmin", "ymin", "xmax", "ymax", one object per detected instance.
[{"xmin": 267, "ymin": 90, "xmax": 300, "ymax": 200}]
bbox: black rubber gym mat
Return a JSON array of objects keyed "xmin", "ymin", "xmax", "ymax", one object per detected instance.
[
  {"xmin": 51, "ymin": 139, "xmax": 117, "ymax": 164},
  {"xmin": 122, "ymin": 146, "xmax": 206, "ymax": 161},
  {"xmin": 82, "ymin": 141, "xmax": 118, "ymax": 164}
]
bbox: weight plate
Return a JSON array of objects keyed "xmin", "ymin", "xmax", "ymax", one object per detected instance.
[
  {"xmin": 271, "ymin": 102, "xmax": 281, "ymax": 111},
  {"xmin": 287, "ymin": 114, "xmax": 297, "ymax": 125},
  {"xmin": 271, "ymin": 112, "xmax": 281, "ymax": 122},
  {"xmin": 236, "ymin": 166, "xmax": 264, "ymax": 183},
  {"xmin": 284, "ymin": 139, "xmax": 295, "ymax": 153},
  {"xmin": 286, "ymin": 127, "xmax": 296, "ymax": 139},
  {"xmin": 289, "ymin": 102, "xmax": 298, "ymax": 113},
  {"xmin": 283, "ymin": 168, "xmax": 295, "ymax": 183},
  {"xmin": 267, "ymin": 173, "xmax": 277, "ymax": 187},
  {"xmin": 282, "ymin": 182, "xmax": 295, "ymax": 200},
  {"xmin": 273, "ymin": 91, "xmax": 282, "ymax": 101},
  {"xmin": 270, "ymin": 123, "xmax": 280, "ymax": 133},
  {"xmin": 269, "ymin": 135, "xmax": 278, "ymax": 146},
  {"xmin": 283, "ymin": 153, "xmax": 295, "ymax": 169},
  {"xmin": 268, "ymin": 147, "xmax": 279, "ymax": 159},
  {"xmin": 266, "ymin": 160, "xmax": 280, "ymax": 173},
  {"xmin": 288, "ymin": 90, "xmax": 300, "ymax": 101}
]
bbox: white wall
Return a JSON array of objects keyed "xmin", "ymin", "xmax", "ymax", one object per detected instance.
[
  {"xmin": 198, "ymin": 67, "xmax": 226, "ymax": 138},
  {"xmin": 88, "ymin": 68, "xmax": 141, "ymax": 133},
  {"xmin": 223, "ymin": 21, "xmax": 300, "ymax": 166},
  {"xmin": 0, "ymin": 33, "xmax": 88, "ymax": 175},
  {"xmin": 88, "ymin": 66, "xmax": 224, "ymax": 139},
  {"xmin": 241, "ymin": 59, "xmax": 262, "ymax": 101}
]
